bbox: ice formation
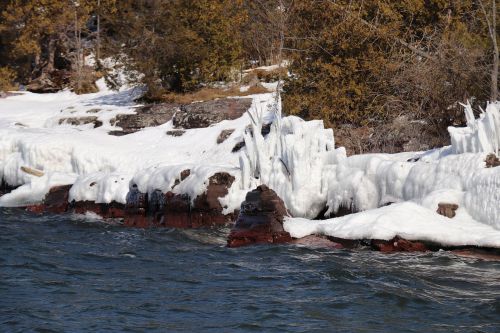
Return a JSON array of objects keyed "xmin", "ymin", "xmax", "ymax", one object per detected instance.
[
  {"xmin": 0, "ymin": 80, "xmax": 499, "ymax": 248},
  {"xmin": 448, "ymin": 102, "xmax": 500, "ymax": 154}
]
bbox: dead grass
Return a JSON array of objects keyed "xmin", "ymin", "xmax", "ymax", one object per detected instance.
[{"xmin": 161, "ymin": 83, "xmax": 270, "ymax": 104}]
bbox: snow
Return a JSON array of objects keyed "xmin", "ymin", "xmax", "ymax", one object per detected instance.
[
  {"xmin": 1, "ymin": 78, "xmax": 499, "ymax": 248},
  {"xmin": 449, "ymin": 102, "xmax": 500, "ymax": 154},
  {"xmin": 284, "ymin": 202, "xmax": 500, "ymax": 248}
]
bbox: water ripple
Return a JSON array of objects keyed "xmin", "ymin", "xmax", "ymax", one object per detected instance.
[{"xmin": 1, "ymin": 208, "xmax": 499, "ymax": 332}]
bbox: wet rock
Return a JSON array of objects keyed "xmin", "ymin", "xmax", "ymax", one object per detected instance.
[
  {"xmin": 59, "ymin": 116, "xmax": 103, "ymax": 128},
  {"xmin": 123, "ymin": 172, "xmax": 235, "ymax": 228},
  {"xmin": 485, "ymin": 153, "xmax": 500, "ymax": 168},
  {"xmin": 72, "ymin": 201, "xmax": 126, "ymax": 219},
  {"xmin": 110, "ymin": 103, "xmax": 179, "ymax": 135},
  {"xmin": 172, "ymin": 169, "xmax": 191, "ymax": 189},
  {"xmin": 26, "ymin": 185, "xmax": 72, "ymax": 214},
  {"xmin": 452, "ymin": 248, "xmax": 500, "ymax": 261},
  {"xmin": 217, "ymin": 129, "xmax": 235, "ymax": 144},
  {"xmin": 123, "ymin": 185, "xmax": 149, "ymax": 227},
  {"xmin": 437, "ymin": 203, "xmax": 459, "ymax": 219},
  {"xmin": 166, "ymin": 130, "xmax": 186, "ymax": 137},
  {"xmin": 292, "ymin": 235, "xmax": 344, "ymax": 249},
  {"xmin": 371, "ymin": 236, "xmax": 428, "ymax": 252},
  {"xmin": 0, "ymin": 180, "xmax": 17, "ymax": 197},
  {"xmin": 173, "ymin": 98, "xmax": 252, "ymax": 129},
  {"xmin": 227, "ymin": 185, "xmax": 292, "ymax": 248},
  {"xmin": 162, "ymin": 172, "xmax": 236, "ymax": 228}
]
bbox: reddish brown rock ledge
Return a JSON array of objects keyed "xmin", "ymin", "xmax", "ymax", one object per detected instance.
[
  {"xmin": 227, "ymin": 185, "xmax": 292, "ymax": 248},
  {"xmin": 123, "ymin": 172, "xmax": 236, "ymax": 228}
]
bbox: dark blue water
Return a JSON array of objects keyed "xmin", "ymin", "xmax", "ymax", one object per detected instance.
[{"xmin": 1, "ymin": 208, "xmax": 499, "ymax": 332}]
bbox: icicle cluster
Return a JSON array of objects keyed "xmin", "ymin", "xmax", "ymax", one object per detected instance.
[{"xmin": 448, "ymin": 102, "xmax": 500, "ymax": 154}]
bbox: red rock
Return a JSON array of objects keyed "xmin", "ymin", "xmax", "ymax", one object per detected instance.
[
  {"xmin": 72, "ymin": 201, "xmax": 126, "ymax": 219},
  {"xmin": 227, "ymin": 185, "xmax": 292, "ymax": 248},
  {"xmin": 123, "ymin": 172, "xmax": 235, "ymax": 228},
  {"xmin": 292, "ymin": 235, "xmax": 344, "ymax": 249},
  {"xmin": 43, "ymin": 185, "xmax": 72, "ymax": 213},
  {"xmin": 452, "ymin": 249, "xmax": 500, "ymax": 261},
  {"xmin": 436, "ymin": 203, "xmax": 459, "ymax": 218},
  {"xmin": 26, "ymin": 204, "xmax": 45, "ymax": 214},
  {"xmin": 372, "ymin": 236, "xmax": 428, "ymax": 252},
  {"xmin": 485, "ymin": 153, "xmax": 500, "ymax": 168}
]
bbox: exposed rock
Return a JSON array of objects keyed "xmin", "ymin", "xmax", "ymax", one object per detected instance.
[
  {"xmin": 371, "ymin": 236, "xmax": 428, "ymax": 252},
  {"xmin": 72, "ymin": 201, "xmax": 126, "ymax": 219},
  {"xmin": 485, "ymin": 153, "xmax": 500, "ymax": 168},
  {"xmin": 231, "ymin": 123, "xmax": 272, "ymax": 152},
  {"xmin": 166, "ymin": 130, "xmax": 186, "ymax": 137},
  {"xmin": 27, "ymin": 73, "xmax": 62, "ymax": 93},
  {"xmin": 59, "ymin": 116, "xmax": 103, "ymax": 128},
  {"xmin": 173, "ymin": 98, "xmax": 252, "ymax": 129},
  {"xmin": 292, "ymin": 235, "xmax": 344, "ymax": 249},
  {"xmin": 437, "ymin": 203, "xmax": 459, "ymax": 219},
  {"xmin": 123, "ymin": 185, "xmax": 150, "ymax": 227},
  {"xmin": 232, "ymin": 141, "xmax": 246, "ymax": 153},
  {"xmin": 123, "ymin": 172, "xmax": 236, "ymax": 228},
  {"xmin": 217, "ymin": 129, "xmax": 235, "ymax": 144},
  {"xmin": 86, "ymin": 108, "xmax": 102, "ymax": 114},
  {"xmin": 110, "ymin": 103, "xmax": 179, "ymax": 135},
  {"xmin": 0, "ymin": 180, "xmax": 17, "ymax": 198},
  {"xmin": 227, "ymin": 185, "xmax": 292, "ymax": 248},
  {"xmin": 26, "ymin": 185, "xmax": 72, "ymax": 214},
  {"xmin": 172, "ymin": 169, "xmax": 191, "ymax": 189}
]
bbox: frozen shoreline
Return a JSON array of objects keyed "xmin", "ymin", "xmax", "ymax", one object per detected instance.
[{"xmin": 0, "ymin": 82, "xmax": 499, "ymax": 248}]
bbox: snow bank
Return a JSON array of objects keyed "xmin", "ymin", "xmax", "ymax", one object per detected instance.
[{"xmin": 284, "ymin": 202, "xmax": 500, "ymax": 248}]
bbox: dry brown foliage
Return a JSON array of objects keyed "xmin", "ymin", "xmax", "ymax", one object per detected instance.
[{"xmin": 161, "ymin": 84, "xmax": 269, "ymax": 104}]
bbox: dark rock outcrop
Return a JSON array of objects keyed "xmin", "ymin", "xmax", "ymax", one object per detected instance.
[
  {"xmin": 217, "ymin": 129, "xmax": 235, "ymax": 144},
  {"xmin": 371, "ymin": 236, "xmax": 428, "ymax": 252},
  {"xmin": 0, "ymin": 180, "xmax": 17, "ymax": 198},
  {"xmin": 231, "ymin": 123, "xmax": 272, "ymax": 152},
  {"xmin": 124, "ymin": 172, "xmax": 236, "ymax": 228},
  {"xmin": 26, "ymin": 185, "xmax": 72, "ymax": 214},
  {"xmin": 437, "ymin": 203, "xmax": 459, "ymax": 218},
  {"xmin": 173, "ymin": 98, "xmax": 252, "ymax": 129},
  {"xmin": 485, "ymin": 153, "xmax": 500, "ymax": 168},
  {"xmin": 26, "ymin": 71, "xmax": 70, "ymax": 93},
  {"xmin": 72, "ymin": 201, "xmax": 126, "ymax": 219},
  {"xmin": 227, "ymin": 185, "xmax": 292, "ymax": 247},
  {"xmin": 166, "ymin": 130, "xmax": 186, "ymax": 137},
  {"xmin": 59, "ymin": 116, "xmax": 103, "ymax": 128},
  {"xmin": 110, "ymin": 103, "xmax": 179, "ymax": 135}
]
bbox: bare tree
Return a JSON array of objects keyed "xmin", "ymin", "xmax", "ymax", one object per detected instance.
[{"xmin": 480, "ymin": 0, "xmax": 498, "ymax": 101}]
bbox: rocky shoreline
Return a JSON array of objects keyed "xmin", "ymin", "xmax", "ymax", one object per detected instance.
[{"xmin": 1, "ymin": 180, "xmax": 497, "ymax": 260}]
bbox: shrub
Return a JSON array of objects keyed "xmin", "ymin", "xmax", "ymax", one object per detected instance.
[{"xmin": 0, "ymin": 67, "xmax": 17, "ymax": 91}]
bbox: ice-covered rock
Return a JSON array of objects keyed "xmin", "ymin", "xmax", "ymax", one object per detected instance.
[{"xmin": 448, "ymin": 102, "xmax": 500, "ymax": 154}]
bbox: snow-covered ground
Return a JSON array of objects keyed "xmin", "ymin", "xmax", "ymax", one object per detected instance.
[{"xmin": 0, "ymin": 81, "xmax": 499, "ymax": 248}]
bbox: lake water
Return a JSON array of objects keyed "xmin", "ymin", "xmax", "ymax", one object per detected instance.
[{"xmin": 1, "ymin": 208, "xmax": 499, "ymax": 332}]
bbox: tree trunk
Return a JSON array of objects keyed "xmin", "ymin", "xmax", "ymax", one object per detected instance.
[
  {"xmin": 491, "ymin": 0, "xmax": 498, "ymax": 101},
  {"xmin": 47, "ymin": 37, "xmax": 56, "ymax": 72},
  {"xmin": 96, "ymin": 0, "xmax": 101, "ymax": 62}
]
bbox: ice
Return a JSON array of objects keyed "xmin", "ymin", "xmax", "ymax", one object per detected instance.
[
  {"xmin": 448, "ymin": 102, "xmax": 500, "ymax": 154},
  {"xmin": 1, "ymin": 78, "xmax": 499, "ymax": 248},
  {"xmin": 284, "ymin": 202, "xmax": 500, "ymax": 248}
]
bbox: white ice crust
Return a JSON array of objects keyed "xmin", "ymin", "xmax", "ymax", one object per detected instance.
[{"xmin": 1, "ymin": 82, "xmax": 499, "ymax": 248}]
